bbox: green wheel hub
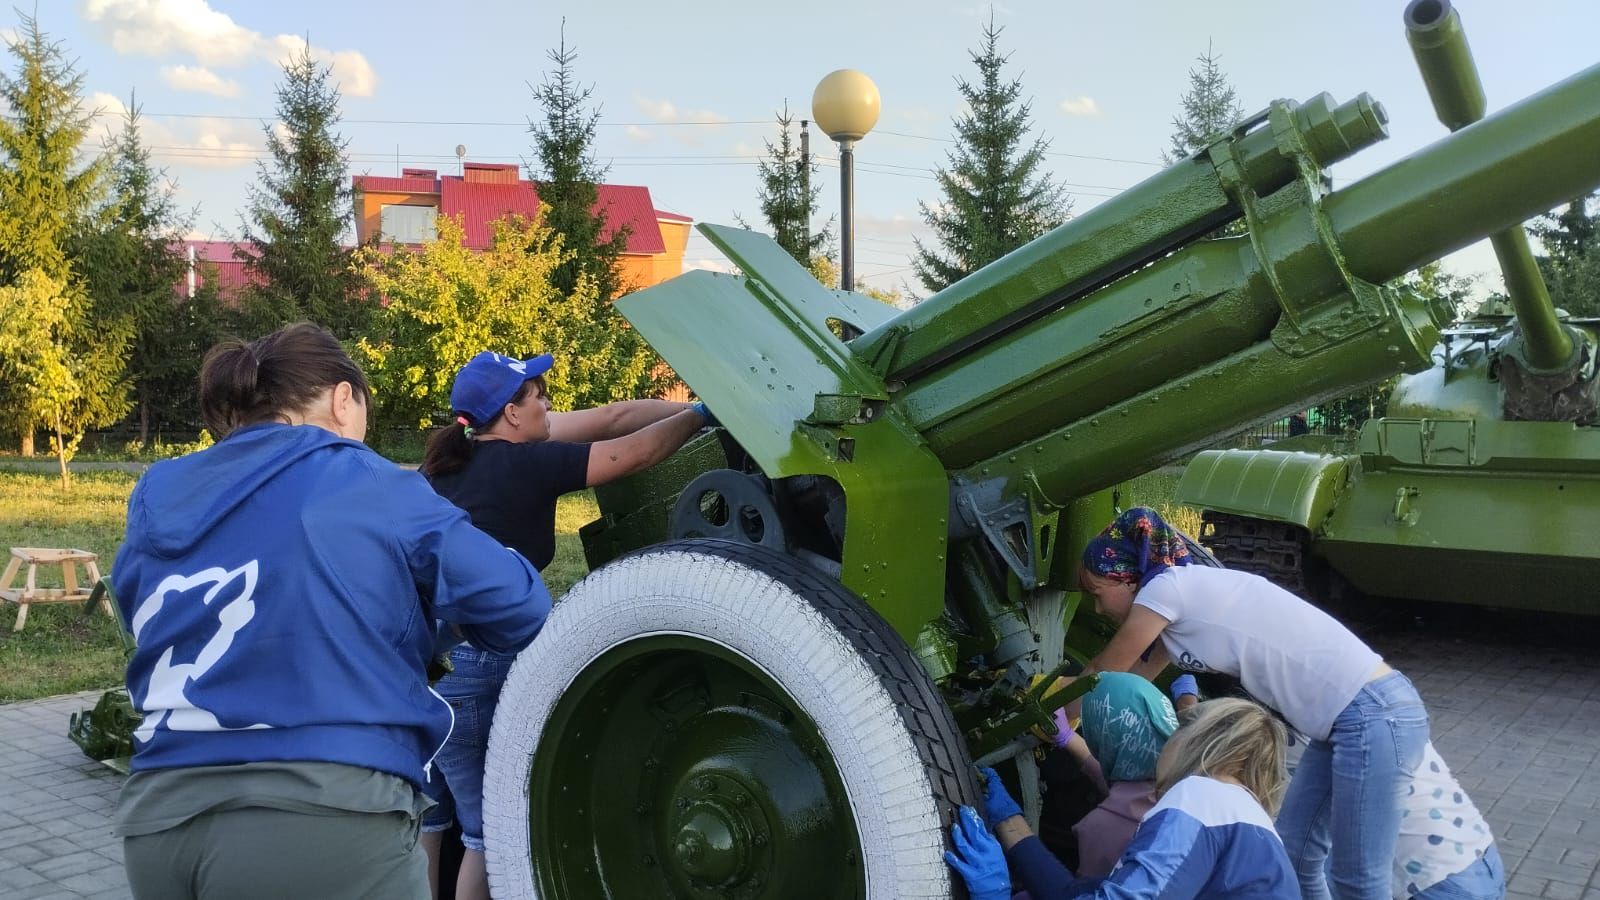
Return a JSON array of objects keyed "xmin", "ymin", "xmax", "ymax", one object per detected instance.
[{"xmin": 529, "ymin": 635, "xmax": 865, "ymax": 898}]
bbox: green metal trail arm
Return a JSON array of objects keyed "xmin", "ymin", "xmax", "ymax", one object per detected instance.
[{"xmin": 1404, "ymin": 0, "xmax": 1572, "ymax": 371}]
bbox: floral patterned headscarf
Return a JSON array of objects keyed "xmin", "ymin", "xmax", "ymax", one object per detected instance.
[{"xmin": 1081, "ymin": 506, "xmax": 1193, "ymax": 587}]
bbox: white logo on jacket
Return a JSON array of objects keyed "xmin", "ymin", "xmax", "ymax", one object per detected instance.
[{"xmin": 130, "ymin": 561, "xmax": 271, "ymax": 742}]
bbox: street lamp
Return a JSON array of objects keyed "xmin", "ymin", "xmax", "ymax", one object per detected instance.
[{"xmin": 812, "ymin": 69, "xmax": 879, "ymax": 292}]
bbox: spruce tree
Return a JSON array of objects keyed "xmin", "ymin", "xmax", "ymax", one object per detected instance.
[
  {"xmin": 529, "ymin": 22, "xmax": 629, "ymax": 303},
  {"xmin": 742, "ymin": 104, "xmax": 831, "ymax": 270},
  {"xmin": 0, "ymin": 15, "xmax": 129, "ymax": 467},
  {"xmin": 79, "ymin": 99, "xmax": 207, "ymax": 441},
  {"xmin": 912, "ymin": 17, "xmax": 1070, "ymax": 294},
  {"xmin": 1163, "ymin": 42, "xmax": 1245, "ymax": 164},
  {"xmin": 240, "ymin": 43, "xmax": 364, "ymax": 338}
]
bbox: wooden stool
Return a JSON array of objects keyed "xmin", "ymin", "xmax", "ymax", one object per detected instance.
[{"xmin": 0, "ymin": 547, "xmax": 105, "ymax": 632}]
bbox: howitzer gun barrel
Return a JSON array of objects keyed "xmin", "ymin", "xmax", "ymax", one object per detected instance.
[
  {"xmin": 853, "ymin": 92, "xmax": 1390, "ymax": 383},
  {"xmin": 1402, "ymin": 0, "xmax": 1572, "ymax": 370},
  {"xmin": 1326, "ymin": 62, "xmax": 1600, "ymax": 304}
]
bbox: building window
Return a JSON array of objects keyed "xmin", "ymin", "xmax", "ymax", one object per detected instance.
[{"xmin": 380, "ymin": 204, "xmax": 438, "ymax": 243}]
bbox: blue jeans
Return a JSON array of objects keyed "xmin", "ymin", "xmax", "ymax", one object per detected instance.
[
  {"xmin": 1276, "ymin": 670, "xmax": 1430, "ymax": 900},
  {"xmin": 420, "ymin": 648, "xmax": 514, "ymax": 851},
  {"xmin": 1414, "ymin": 844, "xmax": 1505, "ymax": 900}
]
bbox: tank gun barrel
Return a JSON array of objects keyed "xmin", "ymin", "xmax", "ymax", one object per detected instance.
[{"xmin": 1401, "ymin": 0, "xmax": 1572, "ymax": 370}]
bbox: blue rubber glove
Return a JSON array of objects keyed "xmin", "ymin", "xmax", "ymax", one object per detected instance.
[
  {"xmin": 943, "ymin": 806, "xmax": 1010, "ymax": 900},
  {"xmin": 690, "ymin": 401, "xmax": 718, "ymax": 428},
  {"xmin": 978, "ymin": 766, "xmax": 1023, "ymax": 827},
  {"xmin": 1170, "ymin": 674, "xmax": 1200, "ymax": 702}
]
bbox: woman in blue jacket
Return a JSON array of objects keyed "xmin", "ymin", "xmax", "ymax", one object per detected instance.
[
  {"xmin": 948, "ymin": 697, "xmax": 1298, "ymax": 899},
  {"xmin": 112, "ymin": 324, "xmax": 552, "ymax": 900}
]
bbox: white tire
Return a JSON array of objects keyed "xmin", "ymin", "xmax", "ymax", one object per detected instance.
[{"xmin": 483, "ymin": 540, "xmax": 978, "ymax": 899}]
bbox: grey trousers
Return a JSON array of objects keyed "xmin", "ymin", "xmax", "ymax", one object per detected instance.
[{"xmin": 123, "ymin": 806, "xmax": 429, "ymax": 900}]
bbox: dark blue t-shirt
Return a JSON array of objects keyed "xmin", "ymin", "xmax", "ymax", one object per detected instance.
[{"xmin": 427, "ymin": 439, "xmax": 591, "ymax": 570}]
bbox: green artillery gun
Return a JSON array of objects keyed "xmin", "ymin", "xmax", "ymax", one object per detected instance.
[
  {"xmin": 1176, "ymin": 0, "xmax": 1600, "ymax": 618},
  {"xmin": 479, "ymin": 10, "xmax": 1600, "ymax": 898}
]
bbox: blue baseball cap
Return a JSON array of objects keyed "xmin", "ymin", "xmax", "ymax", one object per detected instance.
[{"xmin": 450, "ymin": 351, "xmax": 556, "ymax": 427}]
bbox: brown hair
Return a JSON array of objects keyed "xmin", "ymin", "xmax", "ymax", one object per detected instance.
[
  {"xmin": 199, "ymin": 322, "xmax": 371, "ymax": 439},
  {"xmin": 419, "ymin": 376, "xmax": 543, "ymax": 479},
  {"xmin": 1155, "ymin": 697, "xmax": 1289, "ymax": 816}
]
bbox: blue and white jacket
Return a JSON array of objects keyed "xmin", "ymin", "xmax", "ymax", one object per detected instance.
[
  {"xmin": 112, "ymin": 423, "xmax": 550, "ymax": 791},
  {"xmin": 1008, "ymin": 776, "xmax": 1298, "ymax": 899}
]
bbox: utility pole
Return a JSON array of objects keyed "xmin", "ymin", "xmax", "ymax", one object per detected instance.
[{"xmin": 799, "ymin": 118, "xmax": 811, "ymax": 255}]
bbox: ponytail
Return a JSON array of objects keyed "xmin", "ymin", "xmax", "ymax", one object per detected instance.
[
  {"xmin": 200, "ymin": 323, "xmax": 369, "ymax": 438},
  {"xmin": 421, "ymin": 421, "xmax": 474, "ymax": 479}
]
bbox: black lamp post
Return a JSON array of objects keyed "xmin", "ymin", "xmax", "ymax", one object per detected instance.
[{"xmin": 812, "ymin": 70, "xmax": 880, "ymax": 291}]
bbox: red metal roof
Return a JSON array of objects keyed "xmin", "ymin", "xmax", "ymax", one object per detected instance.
[
  {"xmin": 352, "ymin": 167, "xmax": 683, "ymax": 254},
  {"xmin": 440, "ymin": 179, "xmax": 540, "ymax": 249},
  {"xmin": 176, "ymin": 241, "xmax": 261, "ymax": 301}
]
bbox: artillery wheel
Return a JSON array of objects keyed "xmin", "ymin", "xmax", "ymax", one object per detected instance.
[{"xmin": 483, "ymin": 539, "xmax": 978, "ymax": 900}]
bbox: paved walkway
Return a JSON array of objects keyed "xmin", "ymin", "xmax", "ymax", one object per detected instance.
[{"xmin": 2, "ymin": 621, "xmax": 1598, "ymax": 898}]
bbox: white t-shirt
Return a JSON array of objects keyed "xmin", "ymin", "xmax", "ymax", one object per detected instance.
[{"xmin": 1135, "ymin": 566, "xmax": 1381, "ymax": 740}]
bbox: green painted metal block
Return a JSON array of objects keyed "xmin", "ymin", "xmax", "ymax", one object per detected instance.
[{"xmin": 1175, "ymin": 449, "xmax": 1351, "ymax": 531}]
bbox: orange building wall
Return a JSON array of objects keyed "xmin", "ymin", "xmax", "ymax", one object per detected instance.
[{"xmin": 354, "ymin": 189, "xmax": 439, "ymax": 245}]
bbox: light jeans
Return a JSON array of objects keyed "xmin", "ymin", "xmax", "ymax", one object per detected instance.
[
  {"xmin": 1414, "ymin": 844, "xmax": 1506, "ymax": 900},
  {"xmin": 1276, "ymin": 670, "xmax": 1430, "ymax": 900}
]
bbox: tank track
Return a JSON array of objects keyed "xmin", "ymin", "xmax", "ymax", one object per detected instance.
[{"xmin": 1196, "ymin": 512, "xmax": 1311, "ymax": 596}]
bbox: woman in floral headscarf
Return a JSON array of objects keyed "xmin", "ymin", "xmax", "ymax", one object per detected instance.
[{"xmin": 1070, "ymin": 508, "xmax": 1432, "ymax": 900}]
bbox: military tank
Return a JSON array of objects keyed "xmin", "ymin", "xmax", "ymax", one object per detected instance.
[{"xmin": 1175, "ymin": 0, "xmax": 1600, "ymax": 616}]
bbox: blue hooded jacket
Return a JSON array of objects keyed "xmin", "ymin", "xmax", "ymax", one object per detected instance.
[{"xmin": 112, "ymin": 423, "xmax": 550, "ymax": 790}]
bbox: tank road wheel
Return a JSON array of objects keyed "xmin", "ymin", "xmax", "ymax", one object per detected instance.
[{"xmin": 483, "ymin": 540, "xmax": 979, "ymax": 900}]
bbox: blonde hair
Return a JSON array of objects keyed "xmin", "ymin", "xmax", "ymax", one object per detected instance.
[{"xmin": 1155, "ymin": 698, "xmax": 1288, "ymax": 816}]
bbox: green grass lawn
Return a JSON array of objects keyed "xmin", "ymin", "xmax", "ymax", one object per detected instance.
[
  {"xmin": 0, "ymin": 459, "xmax": 1185, "ymax": 704},
  {"xmin": 0, "ymin": 466, "xmax": 600, "ymax": 704}
]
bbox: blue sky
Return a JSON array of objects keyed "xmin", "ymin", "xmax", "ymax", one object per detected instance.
[{"xmin": 12, "ymin": 0, "xmax": 1600, "ymax": 296}]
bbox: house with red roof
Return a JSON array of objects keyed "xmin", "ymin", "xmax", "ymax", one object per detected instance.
[{"xmin": 351, "ymin": 162, "xmax": 692, "ymax": 291}]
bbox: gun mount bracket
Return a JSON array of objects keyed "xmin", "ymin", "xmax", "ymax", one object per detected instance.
[{"xmin": 954, "ymin": 481, "xmax": 1041, "ymax": 590}]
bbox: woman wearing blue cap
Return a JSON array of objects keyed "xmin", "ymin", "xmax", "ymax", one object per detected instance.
[
  {"xmin": 1068, "ymin": 507, "xmax": 1431, "ymax": 900},
  {"xmin": 416, "ymin": 351, "xmax": 711, "ymax": 900}
]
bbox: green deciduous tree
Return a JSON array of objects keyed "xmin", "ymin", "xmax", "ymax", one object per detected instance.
[
  {"xmin": 912, "ymin": 17, "xmax": 1070, "ymax": 293},
  {"xmin": 529, "ymin": 22, "xmax": 631, "ymax": 304},
  {"xmin": 1163, "ymin": 42, "xmax": 1245, "ymax": 164},
  {"xmin": 352, "ymin": 215, "xmax": 664, "ymax": 439},
  {"xmin": 0, "ymin": 16, "xmax": 131, "ymax": 474},
  {"xmin": 742, "ymin": 104, "xmax": 831, "ymax": 268},
  {"xmin": 239, "ymin": 43, "xmax": 366, "ymax": 337}
]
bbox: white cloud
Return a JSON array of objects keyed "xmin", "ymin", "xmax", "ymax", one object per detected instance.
[
  {"xmin": 1060, "ymin": 95, "xmax": 1102, "ymax": 117},
  {"xmin": 161, "ymin": 64, "xmax": 241, "ymax": 98},
  {"xmin": 1, "ymin": 26, "xmax": 20, "ymax": 46},
  {"xmin": 79, "ymin": 0, "xmax": 379, "ymax": 97},
  {"xmin": 633, "ymin": 95, "xmax": 730, "ymax": 147},
  {"xmin": 624, "ymin": 125, "xmax": 653, "ymax": 144},
  {"xmin": 90, "ymin": 89, "xmax": 263, "ymax": 169}
]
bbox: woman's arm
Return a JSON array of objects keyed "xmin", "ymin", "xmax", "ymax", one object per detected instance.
[
  {"xmin": 549, "ymin": 400, "xmax": 692, "ymax": 443},
  {"xmin": 1064, "ymin": 605, "xmax": 1172, "ymax": 720},
  {"xmin": 586, "ymin": 408, "xmax": 706, "ymax": 486}
]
